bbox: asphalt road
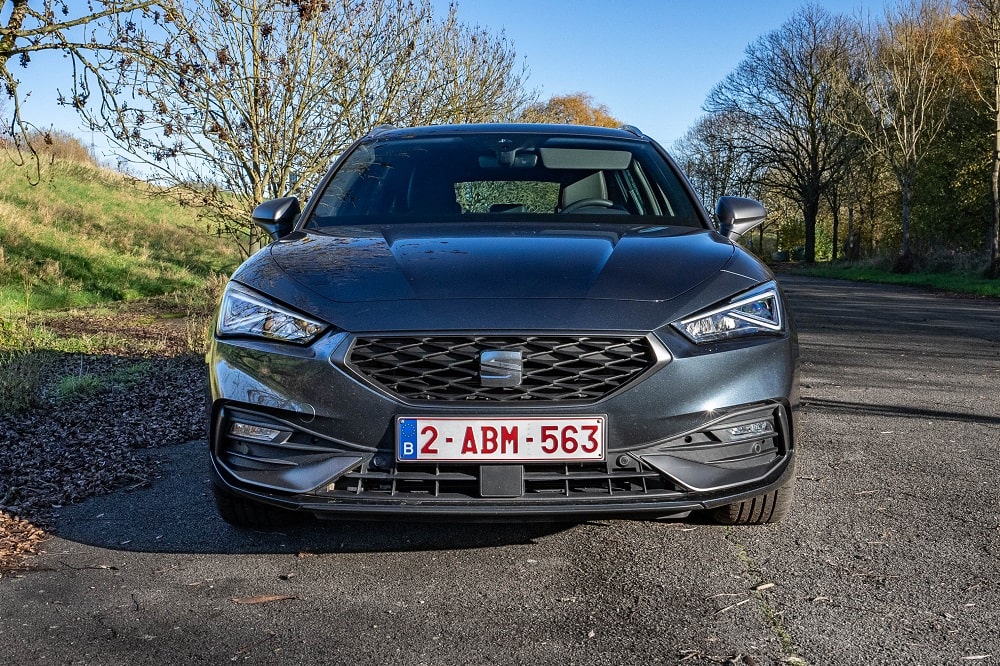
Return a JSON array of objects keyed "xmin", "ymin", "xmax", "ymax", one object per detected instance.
[{"xmin": 1, "ymin": 275, "xmax": 998, "ymax": 665}]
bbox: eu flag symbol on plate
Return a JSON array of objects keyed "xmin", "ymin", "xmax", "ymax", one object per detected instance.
[{"xmin": 398, "ymin": 419, "xmax": 418, "ymax": 460}]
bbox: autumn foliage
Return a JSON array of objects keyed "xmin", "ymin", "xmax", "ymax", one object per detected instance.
[{"xmin": 519, "ymin": 93, "xmax": 622, "ymax": 128}]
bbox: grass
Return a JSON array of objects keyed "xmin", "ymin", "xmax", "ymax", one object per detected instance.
[
  {"xmin": 54, "ymin": 372, "xmax": 107, "ymax": 401},
  {"xmin": 0, "ymin": 348, "xmax": 55, "ymax": 413},
  {"xmin": 0, "ymin": 155, "xmax": 240, "ymax": 316},
  {"xmin": 0, "ymin": 149, "xmax": 236, "ymax": 418},
  {"xmin": 792, "ymin": 263, "xmax": 1000, "ymax": 298},
  {"xmin": 53, "ymin": 360, "xmax": 152, "ymax": 402},
  {"xmin": 0, "ymin": 300, "xmax": 219, "ymax": 418},
  {"xmin": 0, "ymin": 143, "xmax": 230, "ymax": 575},
  {"xmin": 1, "ymin": 319, "xmax": 131, "ymax": 355},
  {"xmin": 0, "ymin": 274, "xmax": 226, "ymax": 418}
]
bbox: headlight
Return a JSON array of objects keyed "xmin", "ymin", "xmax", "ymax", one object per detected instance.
[
  {"xmin": 675, "ymin": 282, "xmax": 783, "ymax": 344},
  {"xmin": 216, "ymin": 282, "xmax": 327, "ymax": 344}
]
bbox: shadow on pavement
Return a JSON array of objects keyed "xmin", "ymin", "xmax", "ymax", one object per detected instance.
[
  {"xmin": 47, "ymin": 440, "xmax": 615, "ymax": 557},
  {"xmin": 801, "ymin": 397, "xmax": 1000, "ymax": 426}
]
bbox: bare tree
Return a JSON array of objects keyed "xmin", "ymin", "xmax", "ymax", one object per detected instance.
[
  {"xmin": 822, "ymin": 142, "xmax": 880, "ymax": 261},
  {"xmin": 842, "ymin": 0, "xmax": 957, "ymax": 272},
  {"xmin": 705, "ymin": 4, "xmax": 858, "ymax": 263},
  {"xmin": 959, "ymin": 0, "xmax": 1000, "ymax": 277},
  {"xmin": 0, "ymin": 1, "xmax": 172, "ymax": 166},
  {"xmin": 78, "ymin": 0, "xmax": 531, "ymax": 256},
  {"xmin": 518, "ymin": 93, "xmax": 621, "ymax": 127},
  {"xmin": 672, "ymin": 110, "xmax": 762, "ymax": 206}
]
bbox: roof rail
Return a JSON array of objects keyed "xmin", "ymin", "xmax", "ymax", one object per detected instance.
[
  {"xmin": 367, "ymin": 124, "xmax": 397, "ymax": 137},
  {"xmin": 619, "ymin": 124, "xmax": 645, "ymax": 138}
]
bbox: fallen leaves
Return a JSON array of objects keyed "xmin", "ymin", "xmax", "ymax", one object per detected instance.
[
  {"xmin": 679, "ymin": 650, "xmax": 764, "ymax": 664},
  {"xmin": 0, "ymin": 312, "xmax": 210, "ymax": 575},
  {"xmin": 0, "ymin": 511, "xmax": 46, "ymax": 575},
  {"xmin": 715, "ymin": 598, "xmax": 752, "ymax": 614},
  {"xmin": 707, "ymin": 582, "xmax": 778, "ymax": 614},
  {"xmin": 1, "ymin": 354, "xmax": 206, "ymax": 520},
  {"xmin": 232, "ymin": 594, "xmax": 298, "ymax": 605}
]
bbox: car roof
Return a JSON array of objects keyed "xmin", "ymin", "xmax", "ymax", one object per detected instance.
[{"xmin": 365, "ymin": 123, "xmax": 651, "ymax": 143}]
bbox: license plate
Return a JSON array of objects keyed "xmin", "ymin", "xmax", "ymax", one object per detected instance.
[{"xmin": 397, "ymin": 416, "xmax": 605, "ymax": 462}]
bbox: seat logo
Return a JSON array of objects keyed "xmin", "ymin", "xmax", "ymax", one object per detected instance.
[{"xmin": 480, "ymin": 350, "xmax": 523, "ymax": 388}]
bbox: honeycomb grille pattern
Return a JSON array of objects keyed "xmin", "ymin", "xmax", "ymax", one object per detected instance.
[{"xmin": 347, "ymin": 335, "xmax": 655, "ymax": 402}]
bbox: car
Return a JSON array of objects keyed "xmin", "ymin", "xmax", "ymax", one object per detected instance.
[{"xmin": 207, "ymin": 123, "xmax": 798, "ymax": 529}]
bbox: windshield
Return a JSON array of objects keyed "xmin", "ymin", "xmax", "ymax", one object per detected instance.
[{"xmin": 306, "ymin": 133, "xmax": 705, "ymax": 228}]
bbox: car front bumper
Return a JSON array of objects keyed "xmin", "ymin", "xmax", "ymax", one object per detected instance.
[{"xmin": 208, "ymin": 324, "xmax": 798, "ymax": 520}]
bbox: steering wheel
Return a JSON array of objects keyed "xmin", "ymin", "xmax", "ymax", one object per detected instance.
[{"xmin": 560, "ymin": 198, "xmax": 615, "ymax": 213}]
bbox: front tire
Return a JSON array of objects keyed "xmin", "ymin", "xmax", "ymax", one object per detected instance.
[
  {"xmin": 213, "ymin": 485, "xmax": 301, "ymax": 530},
  {"xmin": 713, "ymin": 468, "xmax": 795, "ymax": 525}
]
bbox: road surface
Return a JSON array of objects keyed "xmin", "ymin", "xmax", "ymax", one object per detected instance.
[{"xmin": 1, "ymin": 275, "xmax": 998, "ymax": 665}]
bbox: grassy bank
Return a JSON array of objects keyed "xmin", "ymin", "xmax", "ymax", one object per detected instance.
[
  {"xmin": 790, "ymin": 263, "xmax": 1000, "ymax": 298},
  {"xmin": 0, "ymin": 152, "xmax": 236, "ymax": 569},
  {"xmin": 0, "ymin": 156, "xmax": 240, "ymax": 316}
]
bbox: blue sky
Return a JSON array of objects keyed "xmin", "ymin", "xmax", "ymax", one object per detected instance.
[
  {"xmin": 20, "ymin": 0, "xmax": 869, "ymax": 160},
  {"xmin": 439, "ymin": 0, "xmax": 870, "ymax": 145}
]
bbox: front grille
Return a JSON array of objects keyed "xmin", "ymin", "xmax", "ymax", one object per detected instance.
[
  {"xmin": 347, "ymin": 335, "xmax": 656, "ymax": 402},
  {"xmin": 322, "ymin": 461, "xmax": 680, "ymax": 500}
]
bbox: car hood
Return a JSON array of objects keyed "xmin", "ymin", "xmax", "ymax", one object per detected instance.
[
  {"xmin": 258, "ymin": 223, "xmax": 736, "ymax": 305},
  {"xmin": 231, "ymin": 222, "xmax": 771, "ymax": 332}
]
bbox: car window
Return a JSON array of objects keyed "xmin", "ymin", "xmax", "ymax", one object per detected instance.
[{"xmin": 306, "ymin": 134, "xmax": 703, "ymax": 228}]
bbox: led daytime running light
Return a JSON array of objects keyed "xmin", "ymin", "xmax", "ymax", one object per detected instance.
[
  {"xmin": 728, "ymin": 420, "xmax": 774, "ymax": 439},
  {"xmin": 230, "ymin": 422, "xmax": 282, "ymax": 442}
]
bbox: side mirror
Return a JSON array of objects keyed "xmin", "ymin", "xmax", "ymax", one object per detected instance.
[
  {"xmin": 715, "ymin": 196, "xmax": 766, "ymax": 240},
  {"xmin": 252, "ymin": 197, "xmax": 301, "ymax": 241}
]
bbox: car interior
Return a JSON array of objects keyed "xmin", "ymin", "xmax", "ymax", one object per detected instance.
[{"xmin": 308, "ymin": 136, "xmax": 702, "ymax": 226}]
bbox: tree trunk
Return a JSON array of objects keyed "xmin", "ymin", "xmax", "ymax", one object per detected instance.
[
  {"xmin": 846, "ymin": 201, "xmax": 856, "ymax": 260},
  {"xmin": 0, "ymin": 1, "xmax": 29, "ymax": 60},
  {"xmin": 830, "ymin": 190, "xmax": 840, "ymax": 262},
  {"xmin": 803, "ymin": 197, "xmax": 819, "ymax": 264},
  {"xmin": 989, "ymin": 104, "xmax": 1000, "ymax": 278},
  {"xmin": 246, "ymin": 224, "xmax": 266, "ymax": 258},
  {"xmin": 895, "ymin": 172, "xmax": 915, "ymax": 274}
]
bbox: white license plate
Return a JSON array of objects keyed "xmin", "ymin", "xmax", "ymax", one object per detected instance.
[{"xmin": 396, "ymin": 416, "xmax": 605, "ymax": 462}]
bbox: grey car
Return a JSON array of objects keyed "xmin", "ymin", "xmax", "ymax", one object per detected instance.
[{"xmin": 208, "ymin": 123, "xmax": 798, "ymax": 529}]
